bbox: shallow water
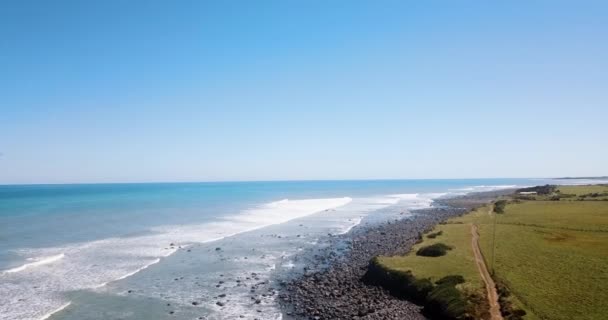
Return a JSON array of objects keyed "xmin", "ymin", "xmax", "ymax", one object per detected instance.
[{"xmin": 1, "ymin": 178, "xmax": 592, "ymax": 320}]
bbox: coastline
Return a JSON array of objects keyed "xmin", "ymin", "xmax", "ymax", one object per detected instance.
[
  {"xmin": 0, "ymin": 184, "xmax": 549, "ymax": 320},
  {"xmin": 278, "ymin": 189, "xmax": 514, "ymax": 319}
]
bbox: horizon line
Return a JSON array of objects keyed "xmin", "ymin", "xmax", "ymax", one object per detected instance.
[{"xmin": 2, "ymin": 176, "xmax": 603, "ymax": 187}]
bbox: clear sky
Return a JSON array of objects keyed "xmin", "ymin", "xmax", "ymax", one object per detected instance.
[{"xmin": 1, "ymin": 1, "xmax": 607, "ymax": 184}]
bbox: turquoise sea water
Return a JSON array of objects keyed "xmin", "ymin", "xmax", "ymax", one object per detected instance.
[{"xmin": 0, "ymin": 178, "xmax": 592, "ymax": 320}]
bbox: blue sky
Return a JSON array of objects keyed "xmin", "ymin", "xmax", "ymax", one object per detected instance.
[{"xmin": 1, "ymin": 1, "xmax": 607, "ymax": 184}]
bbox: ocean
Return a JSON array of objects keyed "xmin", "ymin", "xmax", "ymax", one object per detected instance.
[{"xmin": 0, "ymin": 178, "xmax": 591, "ymax": 320}]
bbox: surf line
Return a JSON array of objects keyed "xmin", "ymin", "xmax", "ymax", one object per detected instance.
[
  {"xmin": 2, "ymin": 253, "xmax": 65, "ymax": 274},
  {"xmin": 39, "ymin": 301, "xmax": 72, "ymax": 320}
]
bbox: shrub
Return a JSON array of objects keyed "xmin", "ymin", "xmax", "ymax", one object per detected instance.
[
  {"xmin": 494, "ymin": 200, "xmax": 508, "ymax": 214},
  {"xmin": 495, "ymin": 279, "xmax": 527, "ymax": 320},
  {"xmin": 427, "ymin": 282, "xmax": 467, "ymax": 318},
  {"xmin": 412, "ymin": 277, "xmax": 434, "ymax": 298},
  {"xmin": 427, "ymin": 230, "xmax": 443, "ymax": 239},
  {"xmin": 583, "ymin": 192, "xmax": 608, "ymax": 198},
  {"xmin": 558, "ymin": 193, "xmax": 576, "ymax": 198},
  {"xmin": 416, "ymin": 243, "xmax": 452, "ymax": 257},
  {"xmin": 508, "ymin": 309, "xmax": 527, "ymax": 320},
  {"xmin": 364, "ymin": 258, "xmax": 433, "ymax": 302},
  {"xmin": 366, "ymin": 261, "xmax": 477, "ymax": 319},
  {"xmin": 435, "ymin": 275, "xmax": 465, "ymax": 286},
  {"xmin": 462, "ymin": 288, "xmax": 491, "ymax": 319}
]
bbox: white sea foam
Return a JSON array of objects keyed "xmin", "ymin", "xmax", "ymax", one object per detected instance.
[
  {"xmin": 449, "ymin": 185, "xmax": 518, "ymax": 192},
  {"xmin": 0, "ymin": 191, "xmax": 486, "ymax": 320},
  {"xmin": 338, "ymin": 216, "xmax": 363, "ymax": 234},
  {"xmin": 320, "ymin": 193, "xmax": 445, "ymax": 235},
  {"xmin": 39, "ymin": 302, "xmax": 71, "ymax": 320},
  {"xmin": 2, "ymin": 253, "xmax": 65, "ymax": 274},
  {"xmin": 233, "ymin": 197, "xmax": 352, "ymax": 225},
  {"xmin": 372, "ymin": 193, "xmax": 446, "ymax": 207},
  {"xmin": 380, "ymin": 194, "xmax": 416, "ymax": 204},
  {"xmin": 0, "ymin": 197, "xmax": 352, "ymax": 320},
  {"xmin": 113, "ymin": 258, "xmax": 161, "ymax": 283},
  {"xmin": 141, "ymin": 197, "xmax": 353, "ymax": 251}
]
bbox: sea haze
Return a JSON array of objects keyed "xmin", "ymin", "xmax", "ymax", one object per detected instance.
[{"xmin": 1, "ymin": 178, "xmax": 594, "ymax": 320}]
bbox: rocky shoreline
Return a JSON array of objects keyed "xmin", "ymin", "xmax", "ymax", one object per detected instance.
[{"xmin": 278, "ymin": 190, "xmax": 513, "ymax": 320}]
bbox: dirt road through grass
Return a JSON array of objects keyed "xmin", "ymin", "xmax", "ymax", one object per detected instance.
[{"xmin": 471, "ymin": 223, "xmax": 503, "ymax": 320}]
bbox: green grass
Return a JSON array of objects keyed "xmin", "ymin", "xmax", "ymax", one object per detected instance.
[
  {"xmin": 377, "ymin": 185, "xmax": 608, "ymax": 320},
  {"xmin": 480, "ymin": 199, "xmax": 608, "ymax": 320},
  {"xmin": 492, "ymin": 201, "xmax": 608, "ymax": 232},
  {"xmin": 518, "ymin": 184, "xmax": 608, "ymax": 201},
  {"xmin": 377, "ymin": 222, "xmax": 482, "ymax": 291},
  {"xmin": 375, "ymin": 221, "xmax": 488, "ymax": 318},
  {"xmin": 487, "ymin": 225, "xmax": 607, "ymax": 320},
  {"xmin": 557, "ymin": 184, "xmax": 608, "ymax": 197}
]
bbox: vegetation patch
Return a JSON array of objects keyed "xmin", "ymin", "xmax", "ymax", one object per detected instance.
[
  {"xmin": 493, "ymin": 200, "xmax": 508, "ymax": 213},
  {"xmin": 371, "ymin": 221, "xmax": 487, "ymax": 319},
  {"xmin": 426, "ymin": 276, "xmax": 468, "ymax": 318},
  {"xmin": 435, "ymin": 274, "xmax": 465, "ymax": 286},
  {"xmin": 365, "ymin": 259, "xmax": 485, "ymax": 319},
  {"xmin": 514, "ymin": 195, "xmax": 535, "ymax": 201},
  {"xmin": 365, "ymin": 259, "xmax": 432, "ymax": 300},
  {"xmin": 579, "ymin": 192, "xmax": 608, "ymax": 200},
  {"xmin": 427, "ymin": 230, "xmax": 443, "ymax": 239},
  {"xmin": 416, "ymin": 243, "xmax": 452, "ymax": 257},
  {"xmin": 495, "ymin": 279, "xmax": 527, "ymax": 320}
]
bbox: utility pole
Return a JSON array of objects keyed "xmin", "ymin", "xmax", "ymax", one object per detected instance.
[{"xmin": 491, "ymin": 202, "xmax": 498, "ymax": 275}]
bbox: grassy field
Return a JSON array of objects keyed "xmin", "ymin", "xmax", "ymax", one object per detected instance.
[
  {"xmin": 377, "ymin": 222, "xmax": 482, "ymax": 291},
  {"xmin": 557, "ymin": 184, "xmax": 608, "ymax": 198},
  {"xmin": 376, "ymin": 208, "xmax": 490, "ymax": 319},
  {"xmin": 377, "ymin": 185, "xmax": 608, "ymax": 320},
  {"xmin": 478, "ymin": 201, "xmax": 607, "ymax": 320},
  {"xmin": 518, "ymin": 184, "xmax": 608, "ymax": 201},
  {"xmin": 452, "ymin": 185, "xmax": 608, "ymax": 320}
]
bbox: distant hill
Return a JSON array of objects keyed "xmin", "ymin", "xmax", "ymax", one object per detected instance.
[{"xmin": 555, "ymin": 176, "xmax": 608, "ymax": 180}]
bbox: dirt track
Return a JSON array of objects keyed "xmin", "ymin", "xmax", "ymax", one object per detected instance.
[{"xmin": 471, "ymin": 223, "xmax": 503, "ymax": 320}]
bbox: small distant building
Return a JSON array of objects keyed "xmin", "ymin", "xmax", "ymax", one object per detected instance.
[{"xmin": 518, "ymin": 191, "xmax": 537, "ymax": 195}]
